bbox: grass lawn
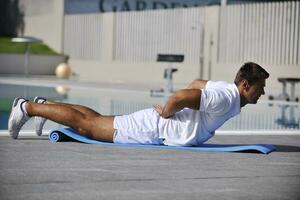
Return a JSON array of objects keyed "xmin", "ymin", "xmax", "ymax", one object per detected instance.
[{"xmin": 0, "ymin": 37, "xmax": 59, "ymax": 55}]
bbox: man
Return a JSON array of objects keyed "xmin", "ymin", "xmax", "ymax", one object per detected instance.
[{"xmin": 8, "ymin": 62, "xmax": 269, "ymax": 146}]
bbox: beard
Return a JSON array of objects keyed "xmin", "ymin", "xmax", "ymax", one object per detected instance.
[{"xmin": 249, "ymin": 96, "xmax": 260, "ymax": 104}]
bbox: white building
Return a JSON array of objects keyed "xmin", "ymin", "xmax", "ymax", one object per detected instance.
[{"xmin": 20, "ymin": 0, "xmax": 300, "ymax": 95}]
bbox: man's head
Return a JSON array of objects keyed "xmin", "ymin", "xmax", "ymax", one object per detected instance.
[{"xmin": 234, "ymin": 62, "xmax": 269, "ymax": 105}]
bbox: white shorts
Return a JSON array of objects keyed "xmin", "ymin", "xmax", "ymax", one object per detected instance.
[{"xmin": 113, "ymin": 108, "xmax": 164, "ymax": 145}]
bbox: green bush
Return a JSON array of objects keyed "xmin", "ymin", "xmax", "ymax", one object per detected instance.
[{"xmin": 0, "ymin": 37, "xmax": 59, "ymax": 55}]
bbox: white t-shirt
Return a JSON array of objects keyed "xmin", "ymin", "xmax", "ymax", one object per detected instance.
[{"xmin": 158, "ymin": 81, "xmax": 241, "ymax": 146}]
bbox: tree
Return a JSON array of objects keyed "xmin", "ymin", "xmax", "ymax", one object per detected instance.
[{"xmin": 0, "ymin": 0, "xmax": 24, "ymax": 37}]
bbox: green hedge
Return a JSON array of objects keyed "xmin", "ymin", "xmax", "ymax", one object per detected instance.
[
  {"xmin": 0, "ymin": 37, "xmax": 59, "ymax": 55},
  {"xmin": 0, "ymin": 99, "xmax": 12, "ymax": 112}
]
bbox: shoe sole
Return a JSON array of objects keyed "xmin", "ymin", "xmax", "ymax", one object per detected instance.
[
  {"xmin": 33, "ymin": 96, "xmax": 46, "ymax": 136},
  {"xmin": 8, "ymin": 97, "xmax": 22, "ymax": 139}
]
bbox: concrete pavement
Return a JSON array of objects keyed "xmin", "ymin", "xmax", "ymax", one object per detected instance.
[{"xmin": 0, "ymin": 134, "xmax": 300, "ymax": 200}]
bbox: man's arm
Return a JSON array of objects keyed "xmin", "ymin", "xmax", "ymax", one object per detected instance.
[
  {"xmin": 186, "ymin": 79, "xmax": 208, "ymax": 90},
  {"xmin": 154, "ymin": 89, "xmax": 201, "ymax": 118}
]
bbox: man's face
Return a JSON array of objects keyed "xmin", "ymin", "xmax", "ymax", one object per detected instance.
[{"xmin": 244, "ymin": 79, "xmax": 266, "ymax": 104}]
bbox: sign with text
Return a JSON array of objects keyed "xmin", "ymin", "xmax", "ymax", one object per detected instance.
[{"xmin": 65, "ymin": 0, "xmax": 220, "ymax": 14}]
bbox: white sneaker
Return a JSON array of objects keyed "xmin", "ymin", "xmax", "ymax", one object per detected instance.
[
  {"xmin": 8, "ymin": 97, "xmax": 30, "ymax": 139},
  {"xmin": 33, "ymin": 96, "xmax": 47, "ymax": 136}
]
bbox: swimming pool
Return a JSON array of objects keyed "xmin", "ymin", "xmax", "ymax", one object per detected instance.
[{"xmin": 1, "ymin": 82, "xmax": 299, "ymax": 133}]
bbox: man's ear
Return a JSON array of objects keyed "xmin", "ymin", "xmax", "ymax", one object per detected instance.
[{"xmin": 241, "ymin": 80, "xmax": 250, "ymax": 90}]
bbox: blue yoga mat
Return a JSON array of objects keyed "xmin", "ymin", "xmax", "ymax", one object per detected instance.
[{"xmin": 49, "ymin": 128, "xmax": 276, "ymax": 154}]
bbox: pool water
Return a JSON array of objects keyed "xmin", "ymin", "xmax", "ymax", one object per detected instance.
[{"xmin": 0, "ymin": 84, "xmax": 299, "ymax": 132}]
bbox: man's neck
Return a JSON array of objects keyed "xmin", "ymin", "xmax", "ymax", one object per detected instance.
[
  {"xmin": 239, "ymin": 95, "xmax": 248, "ymax": 108},
  {"xmin": 237, "ymin": 85, "xmax": 248, "ymax": 108}
]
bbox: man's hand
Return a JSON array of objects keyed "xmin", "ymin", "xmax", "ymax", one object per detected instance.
[
  {"xmin": 153, "ymin": 104, "xmax": 172, "ymax": 118},
  {"xmin": 153, "ymin": 104, "xmax": 163, "ymax": 115},
  {"xmin": 153, "ymin": 89, "xmax": 201, "ymax": 119}
]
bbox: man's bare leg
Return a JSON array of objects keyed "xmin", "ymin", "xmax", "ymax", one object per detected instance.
[
  {"xmin": 26, "ymin": 102, "xmax": 115, "ymax": 142},
  {"xmin": 45, "ymin": 100, "xmax": 101, "ymax": 117}
]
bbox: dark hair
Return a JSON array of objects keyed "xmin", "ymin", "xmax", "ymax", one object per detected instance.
[{"xmin": 234, "ymin": 62, "xmax": 269, "ymax": 85}]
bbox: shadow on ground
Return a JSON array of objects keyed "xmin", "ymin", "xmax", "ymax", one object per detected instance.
[{"xmin": 274, "ymin": 145, "xmax": 300, "ymax": 152}]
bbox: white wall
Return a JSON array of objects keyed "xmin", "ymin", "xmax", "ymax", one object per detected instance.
[
  {"xmin": 218, "ymin": 1, "xmax": 300, "ymax": 65},
  {"xmin": 21, "ymin": 0, "xmax": 64, "ymax": 53},
  {"xmin": 215, "ymin": 1, "xmax": 300, "ymax": 96},
  {"xmin": 69, "ymin": 59, "xmax": 200, "ymax": 88},
  {"xmin": 64, "ymin": 7, "xmax": 213, "ymax": 88},
  {"xmin": 20, "ymin": 1, "xmax": 300, "ymax": 96},
  {"xmin": 0, "ymin": 54, "xmax": 66, "ymax": 75}
]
